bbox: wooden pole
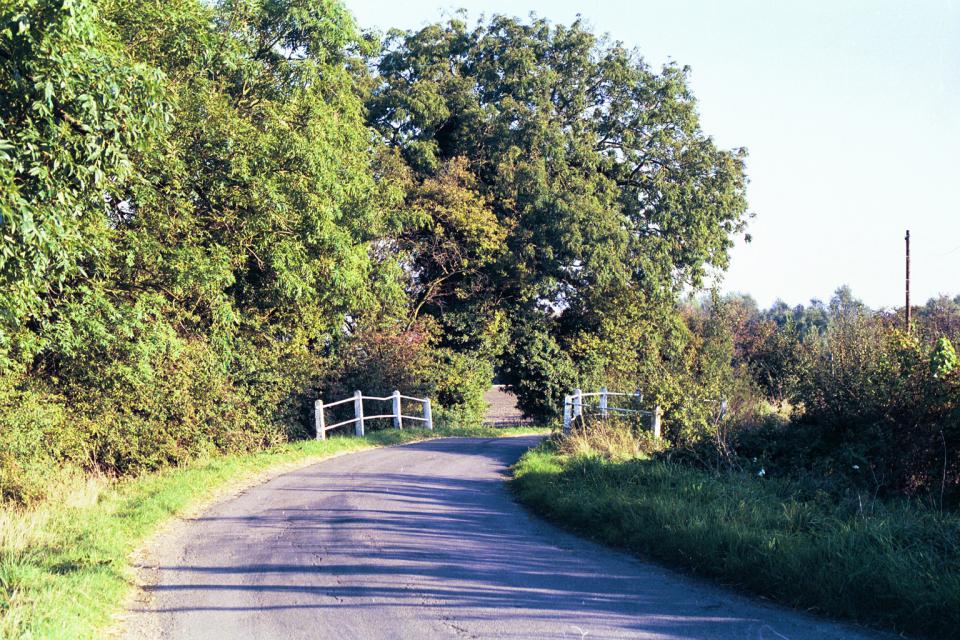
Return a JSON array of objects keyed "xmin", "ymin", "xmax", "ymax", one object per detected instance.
[
  {"xmin": 573, "ymin": 388, "xmax": 583, "ymax": 423},
  {"xmin": 423, "ymin": 398, "xmax": 433, "ymax": 430},
  {"xmin": 392, "ymin": 390, "xmax": 402, "ymax": 429},
  {"xmin": 652, "ymin": 406, "xmax": 662, "ymax": 439},
  {"xmin": 905, "ymin": 229, "xmax": 912, "ymax": 333},
  {"xmin": 599, "ymin": 387, "xmax": 608, "ymax": 419},
  {"xmin": 562, "ymin": 394, "xmax": 572, "ymax": 434}
]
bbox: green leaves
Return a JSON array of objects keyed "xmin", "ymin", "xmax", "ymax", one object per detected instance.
[
  {"xmin": 0, "ymin": 0, "xmax": 404, "ymax": 493},
  {"xmin": 0, "ymin": 5, "xmax": 753, "ymax": 495},
  {"xmin": 0, "ymin": 0, "xmax": 168, "ymax": 365},
  {"xmin": 930, "ymin": 336, "xmax": 957, "ymax": 379},
  {"xmin": 368, "ymin": 15, "xmax": 750, "ymax": 417}
]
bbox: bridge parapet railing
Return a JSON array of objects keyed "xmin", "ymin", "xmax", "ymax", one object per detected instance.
[
  {"xmin": 315, "ymin": 391, "xmax": 433, "ymax": 439},
  {"xmin": 562, "ymin": 387, "xmax": 661, "ymax": 438}
]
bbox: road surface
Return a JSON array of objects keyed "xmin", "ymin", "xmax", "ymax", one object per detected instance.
[
  {"xmin": 481, "ymin": 385, "xmax": 529, "ymax": 427},
  {"xmin": 125, "ymin": 437, "xmax": 888, "ymax": 639}
]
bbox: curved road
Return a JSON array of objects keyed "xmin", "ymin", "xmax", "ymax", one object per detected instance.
[{"xmin": 126, "ymin": 437, "xmax": 887, "ymax": 639}]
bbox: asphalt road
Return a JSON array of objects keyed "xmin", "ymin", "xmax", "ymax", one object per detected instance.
[{"xmin": 126, "ymin": 436, "xmax": 888, "ymax": 639}]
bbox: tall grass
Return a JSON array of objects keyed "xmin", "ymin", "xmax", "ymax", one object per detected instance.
[
  {"xmin": 512, "ymin": 443, "xmax": 960, "ymax": 639},
  {"xmin": 559, "ymin": 418, "xmax": 665, "ymax": 460},
  {"xmin": 0, "ymin": 425, "xmax": 545, "ymax": 639}
]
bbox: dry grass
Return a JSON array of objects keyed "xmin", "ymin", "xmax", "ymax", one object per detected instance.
[{"xmin": 559, "ymin": 417, "xmax": 666, "ymax": 461}]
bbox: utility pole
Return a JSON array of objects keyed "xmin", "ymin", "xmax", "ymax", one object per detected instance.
[{"xmin": 905, "ymin": 229, "xmax": 911, "ymax": 333}]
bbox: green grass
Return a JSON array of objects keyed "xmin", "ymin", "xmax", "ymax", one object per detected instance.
[
  {"xmin": 0, "ymin": 425, "xmax": 545, "ymax": 639},
  {"xmin": 512, "ymin": 442, "xmax": 960, "ymax": 639}
]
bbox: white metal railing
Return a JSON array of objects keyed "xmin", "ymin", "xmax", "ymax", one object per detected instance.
[
  {"xmin": 314, "ymin": 390, "xmax": 433, "ymax": 439},
  {"xmin": 562, "ymin": 387, "xmax": 661, "ymax": 438}
]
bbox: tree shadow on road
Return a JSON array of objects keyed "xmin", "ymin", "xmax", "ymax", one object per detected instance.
[{"xmin": 133, "ymin": 437, "xmax": 880, "ymax": 639}]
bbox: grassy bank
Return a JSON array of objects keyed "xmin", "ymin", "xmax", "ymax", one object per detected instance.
[
  {"xmin": 0, "ymin": 425, "xmax": 544, "ymax": 639},
  {"xmin": 512, "ymin": 442, "xmax": 960, "ymax": 639}
]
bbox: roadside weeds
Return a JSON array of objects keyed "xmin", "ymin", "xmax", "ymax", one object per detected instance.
[{"xmin": 511, "ymin": 442, "xmax": 960, "ymax": 640}]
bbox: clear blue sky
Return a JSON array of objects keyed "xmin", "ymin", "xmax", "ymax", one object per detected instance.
[{"xmin": 347, "ymin": 0, "xmax": 960, "ymax": 310}]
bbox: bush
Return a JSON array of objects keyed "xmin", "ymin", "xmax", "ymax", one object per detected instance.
[
  {"xmin": 500, "ymin": 320, "xmax": 578, "ymax": 421},
  {"xmin": 674, "ymin": 293, "xmax": 960, "ymax": 504},
  {"xmin": 429, "ymin": 348, "xmax": 493, "ymax": 428},
  {"xmin": 786, "ymin": 314, "xmax": 960, "ymax": 500},
  {"xmin": 0, "ymin": 379, "xmax": 67, "ymax": 504},
  {"xmin": 319, "ymin": 322, "xmax": 493, "ymax": 431},
  {"xmin": 0, "ymin": 0, "xmax": 393, "ymax": 503}
]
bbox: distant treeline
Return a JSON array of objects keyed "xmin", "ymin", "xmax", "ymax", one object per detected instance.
[{"xmin": 678, "ymin": 287, "xmax": 960, "ymax": 503}]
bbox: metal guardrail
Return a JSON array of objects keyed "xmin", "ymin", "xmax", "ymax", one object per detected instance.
[
  {"xmin": 315, "ymin": 390, "xmax": 433, "ymax": 439},
  {"xmin": 562, "ymin": 387, "xmax": 661, "ymax": 438}
]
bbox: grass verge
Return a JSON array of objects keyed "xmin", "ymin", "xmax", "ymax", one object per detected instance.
[
  {"xmin": 512, "ymin": 442, "xmax": 960, "ymax": 639},
  {"xmin": 0, "ymin": 425, "xmax": 545, "ymax": 639}
]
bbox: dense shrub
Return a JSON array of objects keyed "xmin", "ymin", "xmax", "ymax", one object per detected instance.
[
  {"xmin": 676, "ymin": 290, "xmax": 960, "ymax": 504},
  {"xmin": 785, "ymin": 317, "xmax": 959, "ymax": 499},
  {"xmin": 319, "ymin": 322, "xmax": 493, "ymax": 431},
  {"xmin": 0, "ymin": 378, "xmax": 66, "ymax": 503},
  {"xmin": 500, "ymin": 321, "xmax": 578, "ymax": 421},
  {"xmin": 0, "ymin": 0, "xmax": 394, "ymax": 502}
]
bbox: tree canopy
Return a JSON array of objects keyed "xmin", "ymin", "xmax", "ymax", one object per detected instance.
[
  {"xmin": 0, "ymin": 1, "xmax": 752, "ymax": 502},
  {"xmin": 367, "ymin": 15, "xmax": 749, "ymax": 414}
]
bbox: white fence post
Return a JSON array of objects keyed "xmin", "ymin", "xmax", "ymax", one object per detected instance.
[
  {"xmin": 354, "ymin": 390, "xmax": 365, "ymax": 437},
  {"xmin": 560, "ymin": 388, "xmax": 662, "ymax": 439},
  {"xmin": 423, "ymin": 397, "xmax": 433, "ymax": 430},
  {"xmin": 315, "ymin": 398, "xmax": 325, "ymax": 440},
  {"xmin": 393, "ymin": 390, "xmax": 402, "ymax": 429}
]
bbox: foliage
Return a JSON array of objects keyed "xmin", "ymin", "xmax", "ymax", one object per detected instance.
[
  {"xmin": 786, "ymin": 315, "xmax": 960, "ymax": 498},
  {"xmin": 0, "ymin": 2, "xmax": 755, "ymax": 503},
  {"xmin": 429, "ymin": 347, "xmax": 494, "ymax": 427},
  {"xmin": 0, "ymin": 376, "xmax": 65, "ymax": 503},
  {"xmin": 318, "ymin": 319, "xmax": 493, "ymax": 429},
  {"xmin": 0, "ymin": 0, "xmax": 166, "ymax": 366},
  {"xmin": 499, "ymin": 319, "xmax": 578, "ymax": 419},
  {"xmin": 401, "ymin": 157, "xmax": 508, "ymax": 330},
  {"xmin": 4, "ymin": 0, "xmax": 956, "ymax": 524},
  {"xmin": 678, "ymin": 287, "xmax": 960, "ymax": 503},
  {"xmin": 0, "ymin": 0, "xmax": 402, "ymax": 502},
  {"xmin": 931, "ymin": 336, "xmax": 958, "ymax": 378},
  {"xmin": 368, "ymin": 15, "xmax": 750, "ymax": 418}
]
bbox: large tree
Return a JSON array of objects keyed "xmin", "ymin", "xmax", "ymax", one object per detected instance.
[
  {"xmin": 367, "ymin": 15, "xmax": 750, "ymax": 417},
  {"xmin": 0, "ymin": 0, "xmax": 165, "ymax": 368}
]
